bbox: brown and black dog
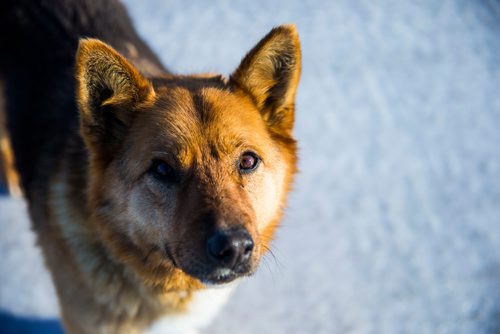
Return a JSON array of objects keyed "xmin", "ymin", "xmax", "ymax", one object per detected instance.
[{"xmin": 0, "ymin": 0, "xmax": 300, "ymax": 333}]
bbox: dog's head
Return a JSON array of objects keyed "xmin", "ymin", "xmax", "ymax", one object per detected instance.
[{"xmin": 76, "ymin": 26, "xmax": 300, "ymax": 288}]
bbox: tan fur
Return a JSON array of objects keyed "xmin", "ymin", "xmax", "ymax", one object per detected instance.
[
  {"xmin": 0, "ymin": 83, "xmax": 22, "ymax": 197},
  {"xmin": 23, "ymin": 25, "xmax": 300, "ymax": 333}
]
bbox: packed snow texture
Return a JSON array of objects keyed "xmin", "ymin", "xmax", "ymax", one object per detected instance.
[{"xmin": 1, "ymin": 0, "xmax": 500, "ymax": 333}]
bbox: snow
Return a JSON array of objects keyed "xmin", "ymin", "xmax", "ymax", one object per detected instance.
[{"xmin": 1, "ymin": 0, "xmax": 500, "ymax": 333}]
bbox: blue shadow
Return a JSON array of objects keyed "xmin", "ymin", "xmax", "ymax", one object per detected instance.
[{"xmin": 0, "ymin": 311, "xmax": 64, "ymax": 334}]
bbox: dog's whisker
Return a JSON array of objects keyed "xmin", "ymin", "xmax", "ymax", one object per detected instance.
[{"xmin": 261, "ymin": 244, "xmax": 285, "ymax": 275}]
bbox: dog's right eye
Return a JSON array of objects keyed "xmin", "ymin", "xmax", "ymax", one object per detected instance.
[{"xmin": 149, "ymin": 160, "xmax": 178, "ymax": 183}]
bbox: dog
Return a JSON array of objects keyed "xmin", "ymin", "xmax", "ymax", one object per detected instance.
[{"xmin": 0, "ymin": 0, "xmax": 300, "ymax": 333}]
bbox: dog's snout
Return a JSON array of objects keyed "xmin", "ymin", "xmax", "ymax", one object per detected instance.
[{"xmin": 207, "ymin": 229, "xmax": 254, "ymax": 268}]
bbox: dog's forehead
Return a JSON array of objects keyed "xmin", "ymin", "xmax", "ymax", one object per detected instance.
[{"xmin": 131, "ymin": 84, "xmax": 271, "ymax": 166}]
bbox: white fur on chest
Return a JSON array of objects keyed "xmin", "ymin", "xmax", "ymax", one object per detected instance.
[{"xmin": 145, "ymin": 283, "xmax": 237, "ymax": 334}]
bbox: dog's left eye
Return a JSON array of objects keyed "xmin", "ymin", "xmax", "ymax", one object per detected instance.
[
  {"xmin": 239, "ymin": 152, "xmax": 260, "ymax": 173},
  {"xmin": 149, "ymin": 160, "xmax": 178, "ymax": 183}
]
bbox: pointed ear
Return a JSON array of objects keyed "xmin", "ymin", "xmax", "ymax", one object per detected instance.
[
  {"xmin": 230, "ymin": 25, "xmax": 301, "ymax": 134},
  {"xmin": 76, "ymin": 38, "xmax": 155, "ymax": 155}
]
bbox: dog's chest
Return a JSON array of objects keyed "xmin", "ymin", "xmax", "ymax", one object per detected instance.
[{"xmin": 145, "ymin": 284, "xmax": 236, "ymax": 334}]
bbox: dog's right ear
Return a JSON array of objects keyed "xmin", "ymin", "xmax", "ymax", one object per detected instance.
[{"xmin": 76, "ymin": 39, "xmax": 155, "ymax": 158}]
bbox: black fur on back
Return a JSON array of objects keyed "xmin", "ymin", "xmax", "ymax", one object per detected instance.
[{"xmin": 0, "ymin": 0, "xmax": 166, "ymax": 200}]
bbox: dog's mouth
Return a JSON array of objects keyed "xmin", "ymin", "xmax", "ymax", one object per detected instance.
[
  {"xmin": 202, "ymin": 268, "xmax": 240, "ymax": 285},
  {"xmin": 192, "ymin": 266, "xmax": 254, "ymax": 285},
  {"xmin": 202, "ymin": 265, "xmax": 256, "ymax": 285}
]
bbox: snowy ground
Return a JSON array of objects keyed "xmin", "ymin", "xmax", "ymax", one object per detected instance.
[{"xmin": 1, "ymin": 0, "xmax": 500, "ymax": 333}]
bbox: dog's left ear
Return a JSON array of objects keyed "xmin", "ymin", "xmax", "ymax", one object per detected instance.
[{"xmin": 230, "ymin": 25, "xmax": 301, "ymax": 134}]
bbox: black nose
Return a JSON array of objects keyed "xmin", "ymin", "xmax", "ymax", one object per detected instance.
[{"xmin": 207, "ymin": 229, "xmax": 254, "ymax": 269}]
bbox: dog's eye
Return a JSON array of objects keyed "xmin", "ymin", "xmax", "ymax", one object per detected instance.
[
  {"xmin": 239, "ymin": 152, "xmax": 260, "ymax": 173},
  {"xmin": 150, "ymin": 160, "xmax": 177, "ymax": 182}
]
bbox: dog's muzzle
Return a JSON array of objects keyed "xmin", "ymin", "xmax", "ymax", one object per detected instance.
[{"xmin": 168, "ymin": 227, "xmax": 256, "ymax": 284}]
